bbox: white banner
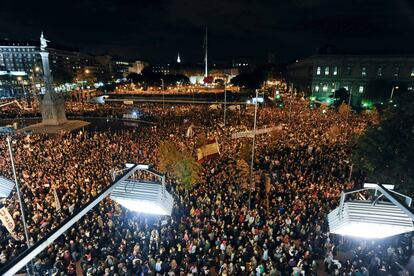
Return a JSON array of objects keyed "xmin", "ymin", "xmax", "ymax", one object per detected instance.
[
  {"xmin": 53, "ymin": 189, "xmax": 61, "ymax": 211},
  {"xmin": 0, "ymin": 207, "xmax": 15, "ymax": 234},
  {"xmin": 231, "ymin": 125, "xmax": 282, "ymax": 139}
]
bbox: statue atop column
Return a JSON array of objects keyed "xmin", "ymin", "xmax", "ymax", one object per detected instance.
[
  {"xmin": 38, "ymin": 32, "xmax": 67, "ymax": 125},
  {"xmin": 40, "ymin": 32, "xmax": 50, "ymax": 52}
]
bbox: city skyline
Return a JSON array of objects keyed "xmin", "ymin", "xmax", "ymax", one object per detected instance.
[{"xmin": 1, "ymin": 0, "xmax": 414, "ymax": 63}]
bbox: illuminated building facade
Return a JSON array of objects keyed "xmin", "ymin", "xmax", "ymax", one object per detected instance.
[
  {"xmin": 288, "ymin": 54, "xmax": 414, "ymax": 104},
  {"xmin": 0, "ymin": 40, "xmax": 42, "ymax": 97},
  {"xmin": 0, "ymin": 41, "xmax": 41, "ymax": 76}
]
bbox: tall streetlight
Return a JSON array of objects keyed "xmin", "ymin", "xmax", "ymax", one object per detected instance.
[
  {"xmin": 248, "ymin": 89, "xmax": 259, "ymax": 210},
  {"xmin": 223, "ymin": 81, "xmax": 227, "ymax": 127},
  {"xmin": 161, "ymin": 79, "xmax": 165, "ymax": 109},
  {"xmin": 390, "ymin": 85, "xmax": 399, "ymax": 100},
  {"xmin": 288, "ymin": 83, "xmax": 293, "ymax": 122},
  {"xmin": 6, "ymin": 136, "xmax": 32, "ymax": 275}
]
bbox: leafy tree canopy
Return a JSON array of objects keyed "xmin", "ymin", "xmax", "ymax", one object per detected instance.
[
  {"xmin": 158, "ymin": 141, "xmax": 200, "ymax": 191},
  {"xmin": 231, "ymin": 71, "xmax": 266, "ymax": 89},
  {"xmin": 330, "ymin": 88, "xmax": 350, "ymax": 107},
  {"xmin": 352, "ymin": 93, "xmax": 414, "ymax": 195},
  {"xmin": 127, "ymin": 71, "xmax": 189, "ymax": 86}
]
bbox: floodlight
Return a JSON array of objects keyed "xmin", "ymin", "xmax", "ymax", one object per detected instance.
[
  {"xmin": 364, "ymin": 183, "xmax": 394, "ymax": 190},
  {"xmin": 136, "ymin": 164, "xmax": 149, "ymax": 170},
  {"xmin": 0, "ymin": 176, "xmax": 15, "ymax": 198},
  {"xmin": 328, "ymin": 201, "xmax": 414, "ymax": 238},
  {"xmin": 329, "ymin": 184, "xmax": 414, "ymax": 239},
  {"xmin": 110, "ymin": 179, "xmax": 173, "ymax": 216}
]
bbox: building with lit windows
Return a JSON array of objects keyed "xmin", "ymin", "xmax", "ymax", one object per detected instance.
[
  {"xmin": 0, "ymin": 40, "xmax": 42, "ymax": 97},
  {"xmin": 0, "ymin": 41, "xmax": 41, "ymax": 75},
  {"xmin": 48, "ymin": 45, "xmax": 82, "ymax": 83},
  {"xmin": 111, "ymin": 59, "xmax": 133, "ymax": 79},
  {"xmin": 287, "ymin": 54, "xmax": 414, "ymax": 104}
]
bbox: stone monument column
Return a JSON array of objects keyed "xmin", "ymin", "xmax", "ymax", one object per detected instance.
[{"xmin": 39, "ymin": 32, "xmax": 67, "ymax": 125}]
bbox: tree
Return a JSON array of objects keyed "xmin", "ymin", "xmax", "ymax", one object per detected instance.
[
  {"xmin": 338, "ymin": 103, "xmax": 351, "ymax": 117},
  {"xmin": 158, "ymin": 141, "xmax": 180, "ymax": 174},
  {"xmin": 231, "ymin": 71, "xmax": 266, "ymax": 89},
  {"xmin": 352, "ymin": 93, "xmax": 414, "ymax": 195},
  {"xmin": 174, "ymin": 154, "xmax": 201, "ymax": 191},
  {"xmin": 330, "ymin": 88, "xmax": 350, "ymax": 107},
  {"xmin": 127, "ymin": 71, "xmax": 189, "ymax": 86},
  {"xmin": 158, "ymin": 141, "xmax": 200, "ymax": 191},
  {"xmin": 53, "ymin": 69, "xmax": 74, "ymax": 84},
  {"xmin": 362, "ymin": 107, "xmax": 380, "ymax": 124},
  {"xmin": 364, "ymin": 79, "xmax": 392, "ymax": 103}
]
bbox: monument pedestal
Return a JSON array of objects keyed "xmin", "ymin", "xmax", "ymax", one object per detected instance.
[
  {"xmin": 20, "ymin": 120, "xmax": 90, "ymax": 134},
  {"xmin": 21, "ymin": 94, "xmax": 89, "ymax": 134},
  {"xmin": 41, "ymin": 93, "xmax": 67, "ymax": 125}
]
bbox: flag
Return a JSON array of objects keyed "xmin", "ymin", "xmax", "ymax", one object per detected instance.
[
  {"xmin": 197, "ymin": 139, "xmax": 220, "ymax": 162},
  {"xmin": 186, "ymin": 124, "xmax": 194, "ymax": 138},
  {"xmin": 0, "ymin": 207, "xmax": 15, "ymax": 234}
]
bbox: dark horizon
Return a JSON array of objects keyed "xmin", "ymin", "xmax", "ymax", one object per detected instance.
[{"xmin": 1, "ymin": 0, "xmax": 414, "ymax": 64}]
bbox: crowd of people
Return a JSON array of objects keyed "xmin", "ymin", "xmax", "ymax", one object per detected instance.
[{"xmin": 0, "ymin": 98, "xmax": 412, "ymax": 275}]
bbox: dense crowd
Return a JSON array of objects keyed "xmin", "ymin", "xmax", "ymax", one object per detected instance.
[{"xmin": 0, "ymin": 99, "xmax": 412, "ymax": 275}]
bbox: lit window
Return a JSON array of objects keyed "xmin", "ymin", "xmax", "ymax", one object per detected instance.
[
  {"xmin": 359, "ymin": 86, "xmax": 364, "ymax": 93},
  {"xmin": 394, "ymin": 67, "xmax": 400, "ymax": 77},
  {"xmin": 315, "ymin": 85, "xmax": 320, "ymax": 92},
  {"xmin": 344, "ymin": 86, "xmax": 349, "ymax": 91},
  {"xmin": 325, "ymin": 66, "xmax": 330, "ymax": 75},
  {"xmin": 377, "ymin": 67, "xmax": 383, "ymax": 77},
  {"xmin": 322, "ymin": 85, "xmax": 328, "ymax": 92},
  {"xmin": 316, "ymin": 66, "xmax": 321, "ymax": 75},
  {"xmin": 333, "ymin": 66, "xmax": 338, "ymax": 75},
  {"xmin": 411, "ymin": 67, "xmax": 414, "ymax": 77},
  {"xmin": 361, "ymin": 67, "xmax": 367, "ymax": 76}
]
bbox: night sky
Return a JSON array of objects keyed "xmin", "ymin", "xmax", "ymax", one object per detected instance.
[{"xmin": 1, "ymin": 0, "xmax": 414, "ymax": 63}]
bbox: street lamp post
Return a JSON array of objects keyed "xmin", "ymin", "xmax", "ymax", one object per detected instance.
[
  {"xmin": 289, "ymin": 84, "xmax": 293, "ymax": 122},
  {"xmin": 249, "ymin": 89, "xmax": 259, "ymax": 210},
  {"xmin": 161, "ymin": 79, "xmax": 165, "ymax": 109},
  {"xmin": 223, "ymin": 81, "xmax": 227, "ymax": 127},
  {"xmin": 6, "ymin": 137, "xmax": 32, "ymax": 275},
  {"xmin": 390, "ymin": 85, "xmax": 399, "ymax": 100}
]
